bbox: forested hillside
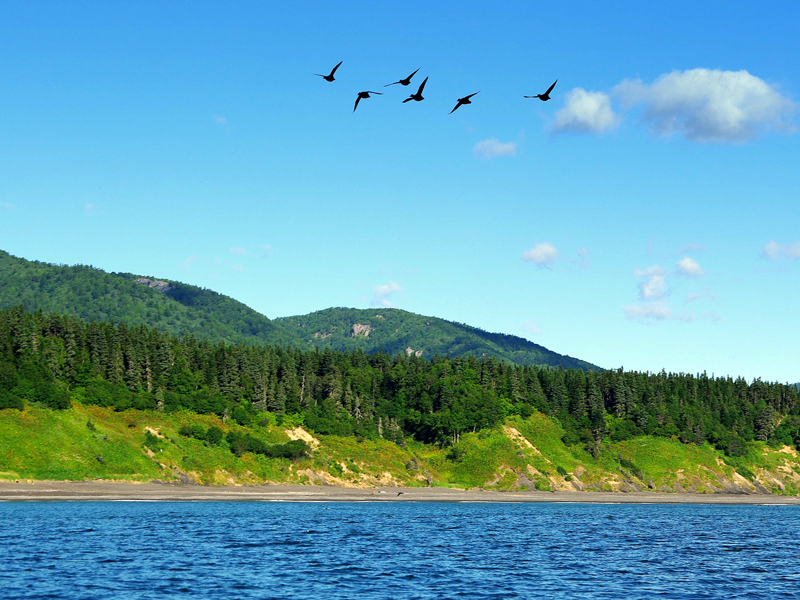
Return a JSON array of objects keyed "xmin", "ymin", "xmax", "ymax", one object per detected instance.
[
  {"xmin": 1, "ymin": 307, "xmax": 797, "ymax": 456},
  {"xmin": 0, "ymin": 250, "xmax": 596, "ymax": 369},
  {"xmin": 276, "ymin": 308, "xmax": 595, "ymax": 370},
  {"xmin": 0, "ymin": 250, "xmax": 293, "ymax": 346}
]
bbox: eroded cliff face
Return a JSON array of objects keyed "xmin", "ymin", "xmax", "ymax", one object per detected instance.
[
  {"xmin": 351, "ymin": 323, "xmax": 371, "ymax": 337},
  {"xmin": 135, "ymin": 277, "xmax": 173, "ymax": 292}
]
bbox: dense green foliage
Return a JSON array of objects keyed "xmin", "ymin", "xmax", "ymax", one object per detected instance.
[
  {"xmin": 0, "ymin": 250, "xmax": 596, "ymax": 369},
  {"xmin": 2, "ymin": 307, "xmax": 798, "ymax": 457},
  {"xmin": 276, "ymin": 307, "xmax": 596, "ymax": 370},
  {"xmin": 225, "ymin": 432, "xmax": 308, "ymax": 459},
  {"xmin": 0, "ymin": 250, "xmax": 293, "ymax": 346}
]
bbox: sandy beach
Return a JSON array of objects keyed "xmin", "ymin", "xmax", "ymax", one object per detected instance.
[{"xmin": 1, "ymin": 480, "xmax": 799, "ymax": 504}]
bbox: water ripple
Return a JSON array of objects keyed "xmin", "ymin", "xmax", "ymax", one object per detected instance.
[{"xmin": 1, "ymin": 502, "xmax": 800, "ymax": 599}]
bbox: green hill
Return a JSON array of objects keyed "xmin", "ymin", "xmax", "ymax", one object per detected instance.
[
  {"xmin": 0, "ymin": 249, "xmax": 294, "ymax": 346},
  {"xmin": 0, "ymin": 249, "xmax": 597, "ymax": 369},
  {"xmin": 276, "ymin": 307, "xmax": 596, "ymax": 370}
]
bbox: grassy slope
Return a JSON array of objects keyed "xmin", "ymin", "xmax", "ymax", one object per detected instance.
[
  {"xmin": 2, "ymin": 406, "xmax": 799, "ymax": 495},
  {"xmin": 276, "ymin": 307, "xmax": 598, "ymax": 370}
]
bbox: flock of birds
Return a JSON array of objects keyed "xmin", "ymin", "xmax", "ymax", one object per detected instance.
[{"xmin": 315, "ymin": 61, "xmax": 558, "ymax": 113}]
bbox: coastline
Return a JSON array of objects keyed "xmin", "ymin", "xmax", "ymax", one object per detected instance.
[{"xmin": 2, "ymin": 480, "xmax": 800, "ymax": 504}]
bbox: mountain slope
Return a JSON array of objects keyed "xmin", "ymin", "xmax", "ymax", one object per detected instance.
[
  {"xmin": 0, "ymin": 250, "xmax": 294, "ymax": 346},
  {"xmin": 276, "ymin": 308, "xmax": 596, "ymax": 370},
  {"xmin": 0, "ymin": 250, "xmax": 598, "ymax": 369}
]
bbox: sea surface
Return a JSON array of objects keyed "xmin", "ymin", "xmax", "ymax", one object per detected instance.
[{"xmin": 2, "ymin": 501, "xmax": 799, "ymax": 599}]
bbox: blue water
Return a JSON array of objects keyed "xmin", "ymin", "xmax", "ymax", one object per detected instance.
[{"xmin": 2, "ymin": 502, "xmax": 799, "ymax": 599}]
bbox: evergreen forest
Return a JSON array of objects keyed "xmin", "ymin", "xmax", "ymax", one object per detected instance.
[{"xmin": 2, "ymin": 306, "xmax": 798, "ymax": 457}]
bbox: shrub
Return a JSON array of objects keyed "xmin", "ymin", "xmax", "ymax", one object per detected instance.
[
  {"xmin": 205, "ymin": 426, "xmax": 223, "ymax": 446},
  {"xmin": 143, "ymin": 431, "xmax": 161, "ymax": 450},
  {"xmin": 561, "ymin": 430, "xmax": 582, "ymax": 446},
  {"xmin": 39, "ymin": 385, "xmax": 71, "ymax": 410},
  {"xmin": 191, "ymin": 424, "xmax": 207, "ymax": 440},
  {"xmin": 86, "ymin": 419, "xmax": 97, "ymax": 432},
  {"xmin": 178, "ymin": 425, "xmax": 193, "ymax": 437},
  {"xmin": 610, "ymin": 419, "xmax": 641, "ymax": 442},
  {"xmin": 225, "ymin": 431, "xmax": 307, "ymax": 459},
  {"xmin": 0, "ymin": 390, "xmax": 24, "ymax": 411},
  {"xmin": 257, "ymin": 412, "xmax": 278, "ymax": 428},
  {"xmin": 446, "ymin": 445, "xmax": 466, "ymax": 462},
  {"xmin": 232, "ymin": 406, "xmax": 251, "ymax": 426},
  {"xmin": 723, "ymin": 434, "xmax": 748, "ymax": 457},
  {"xmin": 556, "ymin": 465, "xmax": 568, "ymax": 476}
]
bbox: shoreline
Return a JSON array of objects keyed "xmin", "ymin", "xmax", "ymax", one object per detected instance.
[{"xmin": 2, "ymin": 481, "xmax": 800, "ymax": 504}]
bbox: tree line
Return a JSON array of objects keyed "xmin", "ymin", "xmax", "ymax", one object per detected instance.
[{"xmin": 1, "ymin": 306, "xmax": 798, "ymax": 456}]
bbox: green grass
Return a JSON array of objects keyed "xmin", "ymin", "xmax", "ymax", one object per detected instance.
[{"xmin": 2, "ymin": 405, "xmax": 800, "ymax": 494}]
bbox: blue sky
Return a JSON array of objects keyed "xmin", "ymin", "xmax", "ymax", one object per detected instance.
[{"xmin": 1, "ymin": 1, "xmax": 798, "ymax": 381}]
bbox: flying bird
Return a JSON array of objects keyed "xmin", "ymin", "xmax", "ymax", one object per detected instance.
[
  {"xmin": 385, "ymin": 68, "xmax": 420, "ymax": 87},
  {"xmin": 402, "ymin": 77, "xmax": 428, "ymax": 103},
  {"xmin": 449, "ymin": 91, "xmax": 480, "ymax": 114},
  {"xmin": 354, "ymin": 91, "xmax": 382, "ymax": 112},
  {"xmin": 525, "ymin": 79, "xmax": 557, "ymax": 101},
  {"xmin": 314, "ymin": 61, "xmax": 342, "ymax": 82}
]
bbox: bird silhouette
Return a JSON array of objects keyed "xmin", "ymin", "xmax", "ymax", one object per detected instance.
[
  {"xmin": 354, "ymin": 91, "xmax": 382, "ymax": 112},
  {"xmin": 385, "ymin": 68, "xmax": 420, "ymax": 87},
  {"xmin": 525, "ymin": 79, "xmax": 557, "ymax": 101},
  {"xmin": 402, "ymin": 77, "xmax": 428, "ymax": 103},
  {"xmin": 314, "ymin": 61, "xmax": 342, "ymax": 82},
  {"xmin": 449, "ymin": 91, "xmax": 480, "ymax": 114}
]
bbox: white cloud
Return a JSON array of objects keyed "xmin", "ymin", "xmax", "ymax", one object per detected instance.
[
  {"xmin": 627, "ymin": 258, "xmax": 718, "ymax": 323},
  {"xmin": 258, "ymin": 244, "xmax": 274, "ymax": 258},
  {"xmin": 1, "ymin": 202, "xmax": 13, "ymax": 209},
  {"xmin": 84, "ymin": 203, "xmax": 95, "ymax": 215},
  {"xmin": 229, "ymin": 247, "xmax": 247, "ymax": 256},
  {"xmin": 522, "ymin": 242, "xmax": 558, "ymax": 268},
  {"xmin": 181, "ymin": 255, "xmax": 199, "ymax": 269},
  {"xmin": 686, "ymin": 289, "xmax": 718, "ymax": 303},
  {"xmin": 552, "ymin": 88, "xmax": 619, "ymax": 134},
  {"xmin": 638, "ymin": 275, "xmax": 668, "ymax": 301},
  {"xmin": 623, "ymin": 302, "xmax": 711, "ymax": 323},
  {"xmin": 521, "ymin": 321, "xmax": 542, "ymax": 336},
  {"xmin": 615, "ymin": 68, "xmax": 795, "ymax": 143},
  {"xmin": 372, "ymin": 281, "xmax": 402, "ymax": 307},
  {"xmin": 633, "ymin": 265, "xmax": 667, "ymax": 277},
  {"xmin": 472, "ymin": 137, "xmax": 517, "ymax": 159},
  {"xmin": 623, "ymin": 302, "xmax": 673, "ymax": 322},
  {"xmin": 762, "ymin": 240, "xmax": 800, "ymax": 261},
  {"xmin": 762, "ymin": 240, "xmax": 782, "ymax": 260},
  {"xmin": 212, "ymin": 114, "xmax": 228, "ymax": 126},
  {"xmin": 676, "ymin": 256, "xmax": 704, "ymax": 277},
  {"xmin": 232, "ymin": 264, "xmax": 245, "ymax": 272}
]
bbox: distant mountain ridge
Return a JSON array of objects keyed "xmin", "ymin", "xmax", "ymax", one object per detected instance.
[{"xmin": 0, "ymin": 250, "xmax": 598, "ymax": 370}]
